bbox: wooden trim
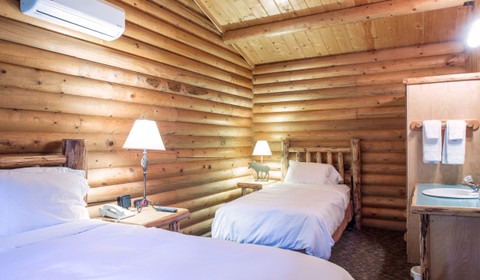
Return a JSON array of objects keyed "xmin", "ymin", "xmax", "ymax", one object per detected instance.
[
  {"xmin": 404, "ymin": 72, "xmax": 480, "ymax": 85},
  {"xmin": 410, "ymin": 120, "xmax": 479, "ymax": 131},
  {"xmin": 280, "ymin": 139, "xmax": 362, "ymax": 229},
  {"xmin": 332, "ymin": 202, "xmax": 353, "ymax": 243},
  {"xmin": 350, "ymin": 139, "xmax": 362, "ymax": 230},
  {"xmin": 281, "ymin": 140, "xmax": 290, "ymax": 181},
  {"xmin": 222, "ymin": 0, "xmax": 466, "ymax": 44},
  {"xmin": 420, "ymin": 214, "xmax": 430, "ymax": 280},
  {"xmin": 191, "ymin": 0, "xmax": 225, "ymax": 33},
  {"xmin": 0, "ymin": 139, "xmax": 85, "ymax": 171},
  {"xmin": 0, "ymin": 154, "xmax": 66, "ymax": 168},
  {"xmin": 62, "ymin": 139, "xmax": 87, "ymax": 173}
]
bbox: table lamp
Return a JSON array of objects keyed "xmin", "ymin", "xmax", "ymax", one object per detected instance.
[
  {"xmin": 123, "ymin": 119, "xmax": 165, "ymax": 210},
  {"xmin": 252, "ymin": 140, "xmax": 272, "ymax": 163}
]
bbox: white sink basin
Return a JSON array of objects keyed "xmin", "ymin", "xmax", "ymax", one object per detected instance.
[{"xmin": 422, "ymin": 188, "xmax": 479, "ymax": 199}]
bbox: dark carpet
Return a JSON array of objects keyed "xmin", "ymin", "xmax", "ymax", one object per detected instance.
[{"xmin": 329, "ymin": 227, "xmax": 415, "ymax": 280}]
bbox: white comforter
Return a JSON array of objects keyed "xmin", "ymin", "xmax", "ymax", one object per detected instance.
[
  {"xmin": 212, "ymin": 182, "xmax": 350, "ymax": 259},
  {"xmin": 0, "ymin": 220, "xmax": 353, "ymax": 280}
]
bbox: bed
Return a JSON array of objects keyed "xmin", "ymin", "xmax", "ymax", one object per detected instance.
[
  {"xmin": 211, "ymin": 139, "xmax": 362, "ymax": 259},
  {"xmin": 0, "ymin": 139, "xmax": 353, "ymax": 280}
]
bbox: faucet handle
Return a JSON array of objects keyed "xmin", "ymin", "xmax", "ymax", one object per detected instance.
[{"xmin": 463, "ymin": 175, "xmax": 474, "ymax": 184}]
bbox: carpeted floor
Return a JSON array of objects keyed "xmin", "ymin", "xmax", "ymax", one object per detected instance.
[{"xmin": 329, "ymin": 227, "xmax": 415, "ymax": 280}]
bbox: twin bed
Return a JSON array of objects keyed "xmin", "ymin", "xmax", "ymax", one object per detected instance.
[
  {"xmin": 0, "ymin": 139, "xmax": 354, "ymax": 280},
  {"xmin": 212, "ymin": 139, "xmax": 362, "ymax": 259}
]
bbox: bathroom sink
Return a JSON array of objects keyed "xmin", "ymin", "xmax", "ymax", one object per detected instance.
[{"xmin": 422, "ymin": 188, "xmax": 479, "ymax": 199}]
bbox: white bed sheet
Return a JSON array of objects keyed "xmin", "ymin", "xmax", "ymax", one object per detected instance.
[
  {"xmin": 0, "ymin": 220, "xmax": 353, "ymax": 280},
  {"xmin": 211, "ymin": 182, "xmax": 350, "ymax": 259}
]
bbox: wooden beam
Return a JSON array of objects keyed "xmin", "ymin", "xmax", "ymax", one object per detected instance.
[
  {"xmin": 0, "ymin": 154, "xmax": 66, "ymax": 168},
  {"xmin": 62, "ymin": 139, "xmax": 87, "ymax": 172},
  {"xmin": 222, "ymin": 0, "xmax": 466, "ymax": 44}
]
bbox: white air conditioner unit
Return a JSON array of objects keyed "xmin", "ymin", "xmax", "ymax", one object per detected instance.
[{"xmin": 20, "ymin": 0, "xmax": 125, "ymax": 41}]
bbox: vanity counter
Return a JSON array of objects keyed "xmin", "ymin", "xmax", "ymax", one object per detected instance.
[
  {"xmin": 412, "ymin": 184, "xmax": 480, "ymax": 217},
  {"xmin": 411, "ymin": 183, "xmax": 480, "ymax": 280}
]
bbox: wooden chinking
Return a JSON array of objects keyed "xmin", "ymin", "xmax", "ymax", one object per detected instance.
[
  {"xmin": 0, "ymin": 0, "xmax": 253, "ymax": 236},
  {"xmin": 253, "ymin": 42, "xmax": 468, "ymax": 231}
]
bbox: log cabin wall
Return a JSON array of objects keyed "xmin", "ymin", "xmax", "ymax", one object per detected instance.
[
  {"xmin": 0, "ymin": 0, "xmax": 253, "ymax": 236},
  {"xmin": 252, "ymin": 42, "xmax": 467, "ymax": 231}
]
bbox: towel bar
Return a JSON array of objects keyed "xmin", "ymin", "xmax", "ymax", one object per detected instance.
[{"xmin": 410, "ymin": 120, "xmax": 479, "ymax": 131}]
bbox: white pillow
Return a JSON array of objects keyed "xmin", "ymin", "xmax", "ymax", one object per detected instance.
[
  {"xmin": 0, "ymin": 167, "xmax": 90, "ymax": 237},
  {"xmin": 284, "ymin": 160, "xmax": 343, "ymax": 185}
]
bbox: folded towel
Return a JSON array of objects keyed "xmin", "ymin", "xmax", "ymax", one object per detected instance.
[
  {"xmin": 442, "ymin": 120, "xmax": 466, "ymax": 165},
  {"xmin": 448, "ymin": 120, "xmax": 466, "ymax": 140},
  {"xmin": 423, "ymin": 120, "xmax": 441, "ymax": 139},
  {"xmin": 422, "ymin": 120, "xmax": 442, "ymax": 164}
]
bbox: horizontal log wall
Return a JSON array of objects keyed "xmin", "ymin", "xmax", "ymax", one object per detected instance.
[
  {"xmin": 0, "ymin": 0, "xmax": 253, "ymax": 236},
  {"xmin": 252, "ymin": 42, "xmax": 467, "ymax": 231}
]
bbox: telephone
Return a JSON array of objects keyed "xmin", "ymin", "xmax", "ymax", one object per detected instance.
[{"xmin": 99, "ymin": 204, "xmax": 136, "ymax": 220}]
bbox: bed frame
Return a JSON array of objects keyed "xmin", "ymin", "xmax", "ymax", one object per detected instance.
[
  {"xmin": 0, "ymin": 139, "xmax": 87, "ymax": 171},
  {"xmin": 281, "ymin": 139, "xmax": 362, "ymax": 231}
]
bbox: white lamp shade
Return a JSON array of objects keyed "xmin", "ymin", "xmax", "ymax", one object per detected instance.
[
  {"xmin": 252, "ymin": 140, "xmax": 272, "ymax": 156},
  {"xmin": 123, "ymin": 119, "xmax": 165, "ymax": 150},
  {"xmin": 467, "ymin": 19, "xmax": 480, "ymax": 48}
]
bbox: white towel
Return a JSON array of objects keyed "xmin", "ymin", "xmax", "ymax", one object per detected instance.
[
  {"xmin": 422, "ymin": 120, "xmax": 442, "ymax": 164},
  {"xmin": 442, "ymin": 120, "xmax": 466, "ymax": 165}
]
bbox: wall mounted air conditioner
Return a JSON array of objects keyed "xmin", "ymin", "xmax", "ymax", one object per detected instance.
[{"xmin": 20, "ymin": 0, "xmax": 125, "ymax": 41}]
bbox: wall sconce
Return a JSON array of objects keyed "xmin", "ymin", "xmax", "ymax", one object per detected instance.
[{"xmin": 467, "ymin": 18, "xmax": 480, "ymax": 48}]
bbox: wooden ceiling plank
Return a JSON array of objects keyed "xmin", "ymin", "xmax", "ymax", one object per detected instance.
[
  {"xmin": 273, "ymin": 0, "xmax": 295, "ymax": 14},
  {"xmin": 149, "ymin": 0, "xmax": 220, "ymax": 35},
  {"xmin": 292, "ymin": 31, "xmax": 318, "ymax": 58},
  {"xmin": 282, "ymin": 33, "xmax": 307, "ymax": 59},
  {"xmin": 231, "ymin": 0, "xmax": 258, "ymax": 23},
  {"xmin": 398, "ymin": 14, "xmax": 424, "ymax": 47},
  {"xmin": 243, "ymin": 0, "xmax": 270, "ymax": 19},
  {"xmin": 316, "ymin": 27, "xmax": 342, "ymax": 56},
  {"xmin": 222, "ymin": 0, "xmax": 467, "ymax": 44},
  {"xmin": 304, "ymin": 0, "xmax": 327, "ymax": 14},
  {"xmin": 306, "ymin": 29, "xmax": 329, "ymax": 57},
  {"xmin": 270, "ymin": 36, "xmax": 293, "ymax": 62},
  {"xmin": 288, "ymin": 0, "xmax": 309, "ymax": 11},
  {"xmin": 192, "ymin": 0, "xmax": 226, "ymax": 33},
  {"xmin": 346, "ymin": 22, "xmax": 371, "ymax": 52},
  {"xmin": 258, "ymin": 0, "xmax": 282, "ymax": 16},
  {"xmin": 332, "ymin": 24, "xmax": 355, "ymax": 54},
  {"xmin": 253, "ymin": 41, "xmax": 464, "ymax": 74}
]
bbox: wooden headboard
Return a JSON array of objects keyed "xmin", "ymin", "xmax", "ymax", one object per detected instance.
[
  {"xmin": 280, "ymin": 139, "xmax": 362, "ymax": 229},
  {"xmin": 0, "ymin": 139, "xmax": 87, "ymax": 172}
]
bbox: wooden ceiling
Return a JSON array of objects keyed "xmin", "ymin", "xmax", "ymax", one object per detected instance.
[{"xmin": 193, "ymin": 0, "xmax": 473, "ymax": 65}]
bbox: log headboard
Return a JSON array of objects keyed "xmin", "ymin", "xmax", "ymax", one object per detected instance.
[
  {"xmin": 0, "ymin": 139, "xmax": 87, "ymax": 172},
  {"xmin": 280, "ymin": 139, "xmax": 362, "ymax": 229}
]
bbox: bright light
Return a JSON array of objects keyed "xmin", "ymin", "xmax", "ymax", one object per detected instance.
[{"xmin": 466, "ymin": 19, "xmax": 480, "ymax": 48}]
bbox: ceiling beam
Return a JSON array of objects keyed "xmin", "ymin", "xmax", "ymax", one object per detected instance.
[{"xmin": 222, "ymin": 0, "xmax": 467, "ymax": 44}]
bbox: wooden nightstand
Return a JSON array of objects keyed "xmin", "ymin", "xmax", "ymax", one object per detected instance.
[
  {"xmin": 102, "ymin": 206, "xmax": 190, "ymax": 232},
  {"xmin": 237, "ymin": 180, "xmax": 277, "ymax": 196}
]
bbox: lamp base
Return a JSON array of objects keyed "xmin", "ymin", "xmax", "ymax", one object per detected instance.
[
  {"xmin": 134, "ymin": 198, "xmax": 149, "ymax": 211},
  {"xmin": 255, "ymin": 178, "xmax": 269, "ymax": 182}
]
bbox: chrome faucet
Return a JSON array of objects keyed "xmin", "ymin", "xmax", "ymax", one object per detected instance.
[{"xmin": 462, "ymin": 175, "xmax": 480, "ymax": 192}]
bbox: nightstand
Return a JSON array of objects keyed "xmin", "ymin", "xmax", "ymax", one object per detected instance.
[
  {"xmin": 237, "ymin": 180, "xmax": 277, "ymax": 196},
  {"xmin": 101, "ymin": 206, "xmax": 190, "ymax": 232}
]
